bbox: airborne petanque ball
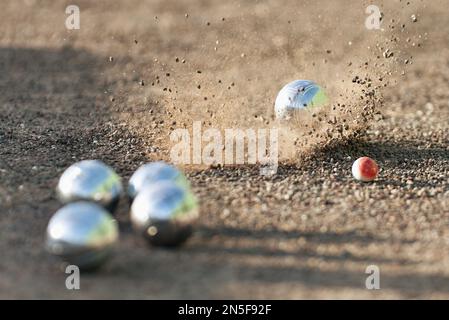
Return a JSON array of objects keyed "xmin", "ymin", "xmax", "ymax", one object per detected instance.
[{"xmin": 274, "ymin": 79, "xmax": 328, "ymax": 120}]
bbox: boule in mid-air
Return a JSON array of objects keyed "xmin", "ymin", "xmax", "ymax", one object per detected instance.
[
  {"xmin": 274, "ymin": 79, "xmax": 328, "ymax": 120},
  {"xmin": 57, "ymin": 160, "xmax": 123, "ymax": 212},
  {"xmin": 45, "ymin": 201, "xmax": 119, "ymax": 270},
  {"xmin": 130, "ymin": 181, "xmax": 199, "ymax": 247}
]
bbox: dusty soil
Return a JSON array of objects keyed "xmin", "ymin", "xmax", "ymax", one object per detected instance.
[{"xmin": 0, "ymin": 0, "xmax": 448, "ymax": 299}]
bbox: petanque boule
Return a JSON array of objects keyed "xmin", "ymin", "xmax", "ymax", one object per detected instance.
[
  {"xmin": 57, "ymin": 160, "xmax": 123, "ymax": 212},
  {"xmin": 274, "ymin": 79, "xmax": 328, "ymax": 120},
  {"xmin": 130, "ymin": 181, "xmax": 199, "ymax": 247},
  {"xmin": 45, "ymin": 201, "xmax": 119, "ymax": 270},
  {"xmin": 128, "ymin": 161, "xmax": 190, "ymax": 200}
]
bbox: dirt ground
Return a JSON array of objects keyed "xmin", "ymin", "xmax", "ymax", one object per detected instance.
[{"xmin": 0, "ymin": 0, "xmax": 448, "ymax": 299}]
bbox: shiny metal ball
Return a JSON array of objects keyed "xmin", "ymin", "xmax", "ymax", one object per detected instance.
[
  {"xmin": 275, "ymin": 79, "xmax": 328, "ymax": 119},
  {"xmin": 130, "ymin": 181, "xmax": 199, "ymax": 247},
  {"xmin": 46, "ymin": 201, "xmax": 119, "ymax": 270},
  {"xmin": 57, "ymin": 160, "xmax": 123, "ymax": 212},
  {"xmin": 128, "ymin": 161, "xmax": 189, "ymax": 200}
]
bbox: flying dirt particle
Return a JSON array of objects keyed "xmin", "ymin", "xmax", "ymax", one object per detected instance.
[
  {"xmin": 197, "ymin": 70, "xmax": 202, "ymax": 74},
  {"xmin": 383, "ymin": 49, "xmax": 394, "ymax": 58},
  {"xmin": 197, "ymin": 84, "xmax": 201, "ymax": 89},
  {"xmin": 206, "ymin": 21, "xmax": 210, "ymax": 26},
  {"xmin": 166, "ymin": 73, "xmax": 170, "ymax": 77},
  {"xmin": 175, "ymin": 57, "xmax": 179, "ymax": 62},
  {"xmin": 134, "ymin": 39, "xmax": 138, "ymax": 44}
]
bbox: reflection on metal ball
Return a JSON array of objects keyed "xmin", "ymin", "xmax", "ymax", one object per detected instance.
[
  {"xmin": 128, "ymin": 161, "xmax": 189, "ymax": 200},
  {"xmin": 46, "ymin": 201, "xmax": 119, "ymax": 270},
  {"xmin": 130, "ymin": 181, "xmax": 199, "ymax": 247},
  {"xmin": 275, "ymin": 79, "xmax": 328, "ymax": 120},
  {"xmin": 57, "ymin": 160, "xmax": 123, "ymax": 212}
]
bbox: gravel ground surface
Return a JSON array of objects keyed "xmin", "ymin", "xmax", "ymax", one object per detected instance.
[{"xmin": 0, "ymin": 0, "xmax": 448, "ymax": 299}]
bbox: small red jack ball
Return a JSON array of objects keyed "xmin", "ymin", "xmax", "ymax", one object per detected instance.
[{"xmin": 352, "ymin": 157, "xmax": 379, "ymax": 182}]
